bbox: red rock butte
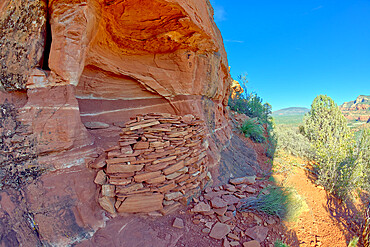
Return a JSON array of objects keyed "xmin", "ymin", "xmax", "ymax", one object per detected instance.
[{"xmin": 0, "ymin": 0, "xmax": 259, "ymax": 246}]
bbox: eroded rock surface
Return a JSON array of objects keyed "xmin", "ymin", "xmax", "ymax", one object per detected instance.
[
  {"xmin": 0, "ymin": 0, "xmax": 259, "ymax": 246},
  {"xmin": 0, "ymin": 0, "xmax": 47, "ymax": 91}
]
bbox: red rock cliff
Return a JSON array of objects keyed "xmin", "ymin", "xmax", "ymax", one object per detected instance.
[{"xmin": 0, "ymin": 0, "xmax": 250, "ymax": 246}]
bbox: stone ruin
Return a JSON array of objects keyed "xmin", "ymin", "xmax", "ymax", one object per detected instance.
[{"xmin": 91, "ymin": 112, "xmax": 211, "ymax": 215}]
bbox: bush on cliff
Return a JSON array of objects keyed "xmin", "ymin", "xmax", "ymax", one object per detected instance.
[
  {"xmin": 239, "ymin": 118, "xmax": 266, "ymax": 143},
  {"xmin": 228, "ymin": 75, "xmax": 272, "ymax": 124}
]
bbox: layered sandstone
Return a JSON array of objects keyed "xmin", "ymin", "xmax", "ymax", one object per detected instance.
[
  {"xmin": 340, "ymin": 95, "xmax": 370, "ymax": 122},
  {"xmin": 0, "ymin": 0, "xmax": 258, "ymax": 246}
]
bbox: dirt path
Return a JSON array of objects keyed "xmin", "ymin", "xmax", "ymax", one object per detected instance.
[{"xmin": 274, "ymin": 166, "xmax": 348, "ymax": 247}]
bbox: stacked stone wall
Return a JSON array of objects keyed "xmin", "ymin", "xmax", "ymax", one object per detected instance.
[{"xmin": 91, "ymin": 113, "xmax": 211, "ymax": 214}]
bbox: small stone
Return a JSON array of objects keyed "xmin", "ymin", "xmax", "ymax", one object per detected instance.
[
  {"xmin": 228, "ymin": 205, "xmax": 236, "ymax": 211},
  {"xmin": 205, "ymin": 222, "xmax": 214, "ymax": 228},
  {"xmin": 165, "ymin": 192, "xmax": 183, "ymax": 201},
  {"xmin": 217, "ymin": 215, "xmax": 232, "ymax": 223},
  {"xmin": 214, "ymin": 206, "xmax": 227, "ymax": 216},
  {"xmin": 202, "ymin": 228, "xmax": 211, "ymax": 234},
  {"xmin": 121, "ymin": 145, "xmax": 133, "ymax": 154},
  {"xmin": 243, "ymin": 240, "xmax": 261, "ymax": 247},
  {"xmin": 173, "ymin": 218, "xmax": 184, "ymax": 229},
  {"xmin": 224, "ymin": 184, "xmax": 237, "ymax": 192},
  {"xmin": 229, "ymin": 176, "xmax": 256, "ymax": 185},
  {"xmin": 211, "ymin": 197, "xmax": 228, "ymax": 208},
  {"xmin": 225, "ymin": 211, "xmax": 234, "ymax": 219},
  {"xmin": 245, "ymin": 226, "xmax": 268, "ymax": 242},
  {"xmin": 230, "ymin": 241, "xmax": 240, "ymax": 247},
  {"xmin": 205, "ymin": 187, "xmax": 212, "ymax": 193},
  {"xmin": 115, "ymin": 200, "xmax": 122, "ymax": 209},
  {"xmin": 98, "ymin": 196, "xmax": 116, "ymax": 214},
  {"xmin": 160, "ymin": 202, "xmax": 181, "ymax": 216},
  {"xmin": 209, "ymin": 222, "xmax": 231, "ymax": 240},
  {"xmin": 90, "ymin": 155, "xmax": 106, "ymax": 169},
  {"xmin": 228, "ymin": 233, "xmax": 240, "ymax": 241},
  {"xmin": 223, "ymin": 238, "xmax": 231, "ymax": 247},
  {"xmin": 266, "ymin": 218, "xmax": 276, "ymax": 225},
  {"xmin": 236, "ymin": 184, "xmax": 256, "ymax": 193},
  {"xmin": 101, "ymin": 184, "xmax": 115, "ymax": 197},
  {"xmin": 253, "ymin": 215, "xmax": 262, "ymax": 225},
  {"xmin": 181, "ymin": 114, "xmax": 194, "ymax": 123},
  {"xmin": 84, "ymin": 121, "xmax": 110, "ymax": 129},
  {"xmin": 234, "ymin": 193, "xmax": 246, "ymax": 199},
  {"xmin": 94, "ymin": 170, "xmax": 107, "ymax": 185},
  {"xmin": 221, "ymin": 195, "xmax": 240, "ymax": 205},
  {"xmin": 133, "ymin": 142, "xmax": 150, "ymax": 150},
  {"xmin": 193, "ymin": 219, "xmax": 201, "ymax": 225},
  {"xmin": 148, "ymin": 212, "xmax": 162, "ymax": 217},
  {"xmin": 192, "ymin": 202, "xmax": 211, "ymax": 213},
  {"xmin": 163, "ymin": 200, "xmax": 175, "ymax": 206},
  {"xmin": 116, "ymin": 183, "xmax": 143, "ymax": 194}
]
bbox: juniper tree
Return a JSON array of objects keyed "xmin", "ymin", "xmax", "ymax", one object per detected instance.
[{"xmin": 303, "ymin": 95, "xmax": 354, "ymax": 196}]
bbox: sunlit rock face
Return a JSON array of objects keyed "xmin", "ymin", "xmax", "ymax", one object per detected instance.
[{"xmin": 0, "ymin": 0, "xmax": 242, "ymax": 245}]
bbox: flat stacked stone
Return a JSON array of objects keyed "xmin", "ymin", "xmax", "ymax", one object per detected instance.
[{"xmin": 93, "ymin": 113, "xmax": 210, "ymax": 214}]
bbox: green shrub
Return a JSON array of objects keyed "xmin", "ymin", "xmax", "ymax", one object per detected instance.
[
  {"xmin": 240, "ymin": 119, "xmax": 266, "ymax": 143},
  {"xmin": 238, "ymin": 185, "xmax": 308, "ymax": 222},
  {"xmin": 302, "ymin": 95, "xmax": 369, "ymax": 200},
  {"xmin": 274, "ymin": 240, "xmax": 290, "ymax": 247},
  {"xmin": 228, "ymin": 75, "xmax": 272, "ymax": 125},
  {"xmin": 239, "ymin": 186, "xmax": 288, "ymax": 218},
  {"xmin": 266, "ymin": 120, "xmax": 278, "ymax": 158},
  {"xmin": 229, "ymin": 93, "xmax": 272, "ymax": 124},
  {"xmin": 274, "ymin": 125, "xmax": 313, "ymax": 159},
  {"xmin": 347, "ymin": 128, "xmax": 370, "ymax": 193},
  {"xmin": 348, "ymin": 237, "xmax": 359, "ymax": 247}
]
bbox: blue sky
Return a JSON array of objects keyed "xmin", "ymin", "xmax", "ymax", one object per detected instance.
[{"xmin": 210, "ymin": 0, "xmax": 370, "ymax": 111}]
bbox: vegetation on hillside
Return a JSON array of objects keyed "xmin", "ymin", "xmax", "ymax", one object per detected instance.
[
  {"xmin": 239, "ymin": 185, "xmax": 308, "ymax": 222},
  {"xmin": 228, "ymin": 76, "xmax": 276, "ymax": 158},
  {"xmin": 302, "ymin": 95, "xmax": 370, "ymax": 200},
  {"xmin": 271, "ymin": 95, "xmax": 369, "ymax": 201},
  {"xmin": 271, "ymin": 107, "xmax": 309, "ymax": 116},
  {"xmin": 229, "ymin": 81, "xmax": 369, "ymax": 244},
  {"xmin": 228, "ymin": 75, "xmax": 272, "ymax": 125},
  {"xmin": 273, "ymin": 125, "xmax": 313, "ymax": 160},
  {"xmin": 239, "ymin": 118, "xmax": 266, "ymax": 143}
]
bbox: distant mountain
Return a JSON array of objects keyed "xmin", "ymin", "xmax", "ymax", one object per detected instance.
[
  {"xmin": 272, "ymin": 107, "xmax": 310, "ymax": 116},
  {"xmin": 340, "ymin": 95, "xmax": 370, "ymax": 122}
]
